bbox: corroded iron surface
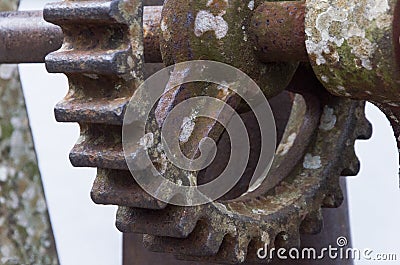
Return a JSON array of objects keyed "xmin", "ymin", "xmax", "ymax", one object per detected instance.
[
  {"xmin": 0, "ymin": 2, "xmax": 58, "ymax": 264},
  {"xmin": 0, "ymin": 11, "xmax": 63, "ymax": 63},
  {"xmin": 44, "ymin": 0, "xmax": 374, "ymax": 264},
  {"xmin": 252, "ymin": 1, "xmax": 308, "ymax": 62},
  {"xmin": 0, "ymin": 7, "xmax": 161, "ymax": 64},
  {"xmin": 160, "ymin": 0, "xmax": 298, "ymax": 98},
  {"xmin": 115, "ymin": 66, "xmax": 371, "ymax": 264},
  {"xmin": 305, "ymin": 0, "xmax": 400, "ymax": 175}
]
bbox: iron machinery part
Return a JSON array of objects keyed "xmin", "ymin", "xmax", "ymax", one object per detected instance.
[
  {"xmin": 0, "ymin": 7, "xmax": 162, "ymax": 64},
  {"xmin": 304, "ymin": 0, "xmax": 400, "ymax": 170},
  {"xmin": 113, "ymin": 66, "xmax": 372, "ymax": 264},
  {"xmin": 43, "ymin": 0, "xmax": 372, "ymax": 264},
  {"xmin": 0, "ymin": 1, "xmax": 396, "ymax": 152},
  {"xmin": 0, "ymin": 11, "xmax": 63, "ymax": 63},
  {"xmin": 305, "ymin": 0, "xmax": 400, "ymax": 106}
]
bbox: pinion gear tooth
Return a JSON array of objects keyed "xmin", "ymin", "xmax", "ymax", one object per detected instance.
[
  {"xmin": 55, "ymin": 97, "xmax": 129, "ymax": 125},
  {"xmin": 91, "ymin": 169, "xmax": 167, "ymax": 209},
  {"xmin": 274, "ymin": 229, "xmax": 301, "ymax": 249},
  {"xmin": 176, "ymin": 233, "xmax": 252, "ymax": 264},
  {"xmin": 355, "ymin": 109, "xmax": 373, "ymax": 140},
  {"xmin": 46, "ymin": 0, "xmax": 373, "ymax": 261},
  {"xmin": 44, "ymin": 1, "xmax": 123, "ymax": 25},
  {"xmin": 143, "ymin": 221, "xmax": 225, "ymax": 256},
  {"xmin": 116, "ymin": 206, "xmax": 201, "ymax": 238},
  {"xmin": 299, "ymin": 209, "xmax": 323, "ymax": 235},
  {"xmin": 340, "ymin": 150, "xmax": 361, "ymax": 176},
  {"xmin": 69, "ymin": 124, "xmax": 127, "ymax": 169},
  {"xmin": 322, "ymin": 183, "xmax": 344, "ymax": 208},
  {"xmin": 46, "ymin": 49, "xmax": 133, "ymax": 75}
]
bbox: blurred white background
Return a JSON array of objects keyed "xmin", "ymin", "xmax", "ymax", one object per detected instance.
[{"xmin": 18, "ymin": 0, "xmax": 400, "ymax": 264}]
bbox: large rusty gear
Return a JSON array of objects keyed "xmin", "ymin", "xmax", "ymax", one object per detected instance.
[{"xmin": 43, "ymin": 0, "xmax": 372, "ymax": 264}]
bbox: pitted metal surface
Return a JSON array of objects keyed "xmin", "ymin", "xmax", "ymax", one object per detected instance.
[{"xmin": 40, "ymin": 0, "xmax": 377, "ymax": 264}]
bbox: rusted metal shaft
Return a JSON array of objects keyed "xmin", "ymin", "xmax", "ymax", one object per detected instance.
[
  {"xmin": 0, "ymin": 7, "xmax": 162, "ymax": 64},
  {"xmin": 0, "ymin": 11, "xmax": 63, "ymax": 63},
  {"xmin": 252, "ymin": 1, "xmax": 308, "ymax": 62},
  {"xmin": 1, "ymin": 4, "xmax": 308, "ymax": 64}
]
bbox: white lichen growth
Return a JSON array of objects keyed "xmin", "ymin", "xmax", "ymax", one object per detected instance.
[
  {"xmin": 319, "ymin": 106, "xmax": 337, "ymax": 131},
  {"xmin": 179, "ymin": 116, "xmax": 196, "ymax": 143},
  {"xmin": 321, "ymin": 75, "xmax": 329, "ymax": 83},
  {"xmin": 160, "ymin": 19, "xmax": 171, "ymax": 41},
  {"xmin": 139, "ymin": 133, "xmax": 154, "ymax": 150},
  {"xmin": 248, "ymin": 0, "xmax": 255, "ymax": 10},
  {"xmin": 261, "ymin": 231, "xmax": 270, "ymax": 244},
  {"xmin": 194, "ymin": 10, "xmax": 228, "ymax": 39},
  {"xmin": 252, "ymin": 208, "xmax": 267, "ymax": 215},
  {"xmin": 303, "ymin": 153, "xmax": 322, "ymax": 169},
  {"xmin": 305, "ymin": 0, "xmax": 391, "ymax": 70},
  {"xmin": 337, "ymin": 85, "xmax": 346, "ymax": 92},
  {"xmin": 214, "ymin": 202, "xmax": 234, "ymax": 218},
  {"xmin": 276, "ymin": 132, "xmax": 297, "ymax": 156}
]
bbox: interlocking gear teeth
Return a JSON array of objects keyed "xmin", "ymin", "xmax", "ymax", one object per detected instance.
[
  {"xmin": 44, "ymin": 0, "xmax": 144, "ymax": 126},
  {"xmin": 113, "ymin": 95, "xmax": 371, "ymax": 264},
  {"xmin": 44, "ymin": 0, "xmax": 374, "ymax": 263}
]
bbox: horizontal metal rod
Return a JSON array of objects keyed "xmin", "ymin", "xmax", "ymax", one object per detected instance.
[
  {"xmin": 0, "ymin": 7, "xmax": 163, "ymax": 64},
  {"xmin": 0, "ymin": 11, "xmax": 63, "ymax": 63},
  {"xmin": 252, "ymin": 1, "xmax": 308, "ymax": 62},
  {"xmin": 0, "ymin": 4, "xmax": 308, "ymax": 64}
]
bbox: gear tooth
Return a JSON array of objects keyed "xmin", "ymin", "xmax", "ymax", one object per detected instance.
[
  {"xmin": 55, "ymin": 95, "xmax": 129, "ymax": 125},
  {"xmin": 245, "ymin": 238, "xmax": 271, "ymax": 263},
  {"xmin": 356, "ymin": 115, "xmax": 373, "ymax": 140},
  {"xmin": 274, "ymin": 229, "xmax": 300, "ymax": 249},
  {"xmin": 322, "ymin": 183, "xmax": 344, "ymax": 208},
  {"xmin": 341, "ymin": 148, "xmax": 361, "ymax": 176},
  {"xmin": 44, "ymin": 0, "xmax": 143, "ymax": 166},
  {"xmin": 46, "ymin": 49, "xmax": 132, "ymax": 75},
  {"xmin": 176, "ymin": 234, "xmax": 251, "ymax": 264},
  {"xmin": 143, "ymin": 221, "xmax": 225, "ymax": 256},
  {"xmin": 44, "ymin": 1, "xmax": 121, "ymax": 24},
  {"xmin": 116, "ymin": 206, "xmax": 201, "ymax": 238},
  {"xmin": 69, "ymin": 124, "xmax": 127, "ymax": 169},
  {"xmin": 91, "ymin": 169, "xmax": 167, "ymax": 209},
  {"xmin": 143, "ymin": 235, "xmax": 169, "ymax": 253},
  {"xmin": 45, "ymin": 1, "xmax": 371, "ymax": 260},
  {"xmin": 299, "ymin": 209, "xmax": 323, "ymax": 235}
]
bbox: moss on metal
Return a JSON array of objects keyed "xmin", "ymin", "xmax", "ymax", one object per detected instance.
[
  {"xmin": 160, "ymin": 0, "xmax": 298, "ymax": 99},
  {"xmin": 0, "ymin": 1, "xmax": 59, "ymax": 264},
  {"xmin": 305, "ymin": 0, "xmax": 400, "ymax": 105}
]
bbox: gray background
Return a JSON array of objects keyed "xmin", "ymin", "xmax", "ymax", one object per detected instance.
[{"xmin": 18, "ymin": 0, "xmax": 400, "ymax": 264}]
